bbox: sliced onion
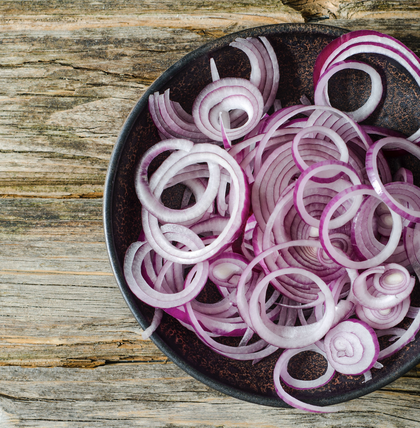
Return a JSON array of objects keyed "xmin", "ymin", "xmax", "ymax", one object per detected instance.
[
  {"xmin": 192, "ymin": 77, "xmax": 264, "ymax": 142},
  {"xmin": 356, "ymin": 294, "xmax": 410, "ymax": 330},
  {"xmin": 320, "ymin": 184, "xmax": 403, "ymax": 269},
  {"xmin": 123, "ymin": 31, "xmax": 420, "ymax": 414},
  {"xmin": 124, "ymin": 239, "xmax": 209, "ymax": 309},
  {"xmin": 378, "ymin": 306, "xmax": 420, "ymax": 360},
  {"xmin": 351, "ymin": 264, "xmax": 414, "ymax": 310},
  {"xmin": 273, "ymin": 344, "xmax": 342, "ymax": 413},
  {"xmin": 314, "ymin": 60, "xmax": 383, "ymax": 122},
  {"xmin": 324, "ymin": 319, "xmax": 379, "ymax": 375},
  {"xmin": 366, "ymin": 137, "xmax": 420, "ymax": 222},
  {"xmin": 142, "ymin": 143, "xmax": 250, "ymax": 264},
  {"xmin": 294, "ymin": 160, "xmax": 363, "ymax": 229}
]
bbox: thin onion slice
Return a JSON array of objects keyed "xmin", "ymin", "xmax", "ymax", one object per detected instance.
[
  {"xmin": 319, "ymin": 184, "xmax": 403, "ymax": 269},
  {"xmin": 324, "ymin": 319, "xmax": 379, "ymax": 375},
  {"xmin": 123, "ymin": 31, "xmax": 420, "ymax": 414},
  {"xmin": 314, "ymin": 60, "xmax": 383, "ymax": 122},
  {"xmin": 366, "ymin": 137, "xmax": 420, "ymax": 222}
]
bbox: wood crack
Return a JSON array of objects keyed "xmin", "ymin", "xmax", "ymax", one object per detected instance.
[
  {"xmin": 281, "ymin": 0, "xmax": 339, "ymax": 20},
  {"xmin": 0, "ymin": 192, "xmax": 104, "ymax": 199},
  {"xmin": 9, "ymin": 59, "xmax": 182, "ymax": 84}
]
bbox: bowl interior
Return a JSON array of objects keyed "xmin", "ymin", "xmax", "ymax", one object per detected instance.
[{"xmin": 104, "ymin": 23, "xmax": 420, "ymax": 407}]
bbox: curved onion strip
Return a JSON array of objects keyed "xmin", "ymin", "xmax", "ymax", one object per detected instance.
[
  {"xmin": 350, "ymin": 184, "xmax": 416, "ymax": 268},
  {"xmin": 227, "ymin": 36, "xmax": 279, "ymax": 118},
  {"xmin": 356, "ymin": 293, "xmax": 410, "ymax": 330},
  {"xmin": 314, "ymin": 60, "xmax": 383, "ymax": 122},
  {"xmin": 137, "ymin": 155, "xmax": 221, "ymax": 224},
  {"xmin": 237, "ymin": 240, "xmax": 325, "ymax": 327},
  {"xmin": 366, "ymin": 137, "xmax": 420, "ymax": 222},
  {"xmin": 320, "ymin": 184, "xmax": 403, "ymax": 269},
  {"xmin": 258, "ymin": 36, "xmax": 280, "ymax": 112},
  {"xmin": 279, "ymin": 344, "xmax": 336, "ymax": 390},
  {"xmin": 142, "ymin": 144, "xmax": 250, "ymax": 264},
  {"xmin": 149, "ymin": 92, "xmax": 210, "ymax": 142},
  {"xmin": 192, "ymin": 77, "xmax": 264, "ymax": 141},
  {"xmin": 404, "ymin": 224, "xmax": 420, "ymax": 280},
  {"xmin": 209, "ymin": 252, "xmax": 252, "ymax": 288},
  {"xmin": 373, "ymin": 263, "xmax": 414, "ymax": 295},
  {"xmin": 248, "ymin": 267, "xmax": 335, "ymax": 349},
  {"xmin": 254, "ymin": 104, "xmax": 371, "ymax": 174},
  {"xmin": 159, "ymin": 90, "xmax": 209, "ymax": 137},
  {"xmin": 324, "ymin": 319, "xmax": 379, "ymax": 375},
  {"xmin": 313, "ymin": 29, "xmax": 420, "ymax": 140},
  {"xmin": 378, "ymin": 306, "xmax": 420, "ymax": 360},
  {"xmin": 394, "ymin": 167, "xmax": 414, "ymax": 184},
  {"xmin": 292, "ymin": 125, "xmax": 349, "ymax": 182},
  {"xmin": 314, "ymin": 30, "xmax": 420, "ymax": 83},
  {"xmin": 253, "ymin": 141, "xmax": 317, "ymax": 229},
  {"xmin": 230, "ymin": 39, "xmax": 264, "ymax": 102},
  {"xmin": 228, "ymin": 36, "xmax": 279, "ymax": 116},
  {"xmin": 351, "ymin": 265, "xmax": 414, "ymax": 310},
  {"xmin": 124, "ymin": 240, "xmax": 209, "ymax": 308},
  {"xmin": 273, "ymin": 345, "xmax": 343, "ymax": 413},
  {"xmin": 185, "ymin": 302, "xmax": 278, "ymax": 360},
  {"xmin": 141, "ymin": 308, "xmax": 163, "ymax": 339},
  {"xmin": 294, "ymin": 160, "xmax": 363, "ymax": 229}
]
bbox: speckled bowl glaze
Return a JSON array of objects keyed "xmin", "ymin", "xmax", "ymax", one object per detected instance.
[{"xmin": 103, "ymin": 23, "xmax": 420, "ymax": 408}]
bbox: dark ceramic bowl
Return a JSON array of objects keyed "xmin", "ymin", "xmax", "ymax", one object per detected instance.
[{"xmin": 103, "ymin": 23, "xmax": 420, "ymax": 408}]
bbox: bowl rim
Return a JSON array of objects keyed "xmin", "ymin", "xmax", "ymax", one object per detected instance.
[{"xmin": 103, "ymin": 22, "xmax": 420, "ymax": 408}]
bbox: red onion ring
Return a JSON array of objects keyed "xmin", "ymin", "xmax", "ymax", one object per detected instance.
[
  {"xmin": 320, "ymin": 184, "xmax": 403, "ymax": 269},
  {"xmin": 123, "ymin": 31, "xmax": 420, "ymax": 413},
  {"xmin": 324, "ymin": 319, "xmax": 379, "ymax": 375},
  {"xmin": 366, "ymin": 137, "xmax": 420, "ymax": 222},
  {"xmin": 314, "ymin": 60, "xmax": 383, "ymax": 122}
]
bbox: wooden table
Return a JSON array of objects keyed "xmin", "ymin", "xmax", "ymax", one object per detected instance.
[{"xmin": 2, "ymin": 1, "xmax": 420, "ymax": 426}]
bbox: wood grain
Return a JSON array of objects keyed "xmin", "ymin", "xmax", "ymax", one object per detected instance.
[
  {"xmin": 0, "ymin": 1, "xmax": 302, "ymax": 199},
  {"xmin": 1, "ymin": 364, "xmax": 420, "ymax": 427},
  {"xmin": 0, "ymin": 198, "xmax": 165, "ymax": 368},
  {"xmin": 283, "ymin": 0, "xmax": 420, "ymax": 20},
  {"xmin": 3, "ymin": 0, "xmax": 420, "ymax": 426}
]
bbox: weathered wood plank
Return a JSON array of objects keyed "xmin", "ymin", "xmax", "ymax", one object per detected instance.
[
  {"xmin": 3, "ymin": 1, "xmax": 420, "ymax": 426},
  {"xmin": 336, "ymin": 1, "xmax": 420, "ymax": 20},
  {"xmin": 0, "ymin": 2, "xmax": 302, "ymax": 198},
  {"xmin": 2, "ymin": 2, "xmax": 420, "ymax": 198},
  {"xmin": 283, "ymin": 0, "xmax": 420, "ymax": 20},
  {"xmin": 0, "ymin": 0, "xmax": 301, "ymax": 15},
  {"xmin": 1, "ymin": 363, "xmax": 420, "ymax": 428},
  {"xmin": 1, "ymin": 196, "xmax": 420, "ymax": 427},
  {"xmin": 0, "ymin": 198, "xmax": 165, "ymax": 368}
]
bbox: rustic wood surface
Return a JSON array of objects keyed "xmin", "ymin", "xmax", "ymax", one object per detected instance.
[{"xmin": 2, "ymin": 1, "xmax": 420, "ymax": 426}]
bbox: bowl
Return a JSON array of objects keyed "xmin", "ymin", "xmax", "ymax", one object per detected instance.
[{"xmin": 103, "ymin": 23, "xmax": 420, "ymax": 408}]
